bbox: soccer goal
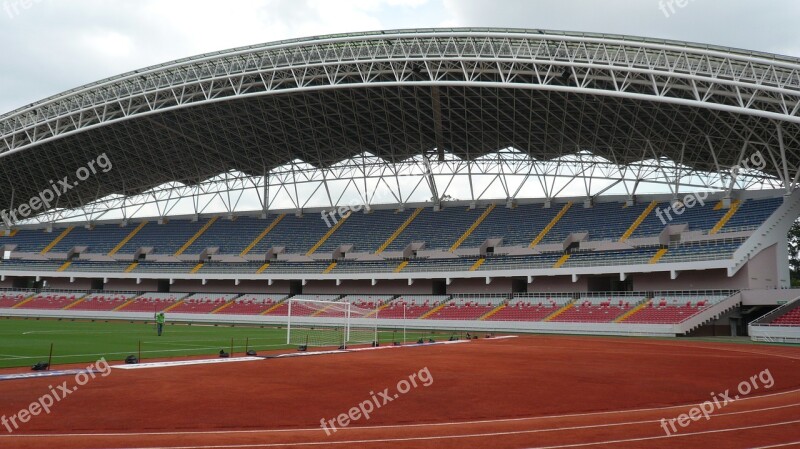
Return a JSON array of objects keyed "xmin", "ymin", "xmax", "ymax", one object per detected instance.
[{"xmin": 286, "ymin": 298, "xmax": 379, "ymax": 349}]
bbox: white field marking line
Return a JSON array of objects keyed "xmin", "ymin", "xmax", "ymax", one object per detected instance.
[
  {"xmin": 143, "ymin": 341, "xmax": 289, "ymax": 348},
  {"xmin": 0, "ymin": 353, "xmax": 27, "ymax": 359},
  {"xmin": 0, "ymin": 346, "xmax": 263, "ymax": 362},
  {"xmin": 274, "ymin": 339, "xmax": 472, "ymax": 358},
  {"xmin": 4, "ymin": 388, "xmax": 798, "ymax": 439},
  {"xmin": 112, "ymin": 357, "xmax": 263, "ymax": 370},
  {"xmin": 21, "ymin": 330, "xmax": 122, "ymax": 335},
  {"xmin": 30, "ymin": 418, "xmax": 800, "ymax": 449},
  {"xmin": 142, "ymin": 341, "xmax": 229, "ymax": 349},
  {"xmin": 2, "ymin": 336, "xmax": 454, "ymax": 363}
]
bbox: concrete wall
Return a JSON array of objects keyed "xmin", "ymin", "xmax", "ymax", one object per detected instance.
[
  {"xmin": 742, "ymin": 244, "xmax": 781, "ymax": 290},
  {"xmin": 528, "ymin": 275, "xmax": 588, "ymax": 293},
  {"xmin": 302, "ymin": 279, "xmax": 434, "ymax": 295},
  {"xmin": 447, "ymin": 277, "xmax": 513, "ymax": 295},
  {"xmin": 42, "ymin": 277, "xmax": 93, "ymax": 290},
  {"xmin": 631, "ymin": 269, "xmax": 746, "ymax": 291},
  {"xmin": 170, "ymin": 279, "xmax": 292, "ymax": 294},
  {"xmin": 741, "ymin": 288, "xmax": 800, "ymax": 306},
  {"xmin": 104, "ymin": 278, "xmax": 159, "ymax": 292}
]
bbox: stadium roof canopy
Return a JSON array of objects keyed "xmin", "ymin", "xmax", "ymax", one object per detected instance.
[{"xmin": 1, "ymin": 28, "xmax": 799, "ymax": 224}]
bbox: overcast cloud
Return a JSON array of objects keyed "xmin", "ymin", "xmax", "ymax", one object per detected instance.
[{"xmin": 1, "ymin": 0, "xmax": 798, "ymax": 114}]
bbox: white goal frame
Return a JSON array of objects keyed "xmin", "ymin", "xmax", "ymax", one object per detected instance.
[{"xmin": 286, "ymin": 298, "xmax": 379, "ymax": 349}]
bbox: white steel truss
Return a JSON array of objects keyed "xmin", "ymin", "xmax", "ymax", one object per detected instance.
[{"xmin": 0, "ymin": 28, "xmax": 798, "ymax": 224}]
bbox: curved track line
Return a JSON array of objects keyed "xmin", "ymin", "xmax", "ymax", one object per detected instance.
[
  {"xmin": 59, "ymin": 419, "xmax": 800, "ymax": 449},
  {"xmin": 4, "ymin": 395, "xmax": 798, "ymax": 439},
  {"xmin": 553, "ymin": 336, "xmax": 800, "ymax": 361}
]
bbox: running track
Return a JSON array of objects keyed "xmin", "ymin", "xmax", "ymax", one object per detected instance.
[{"xmin": 0, "ymin": 336, "xmax": 798, "ymax": 448}]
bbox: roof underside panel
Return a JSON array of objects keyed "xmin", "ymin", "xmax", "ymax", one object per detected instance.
[{"xmin": 0, "ymin": 84, "xmax": 794, "ymax": 214}]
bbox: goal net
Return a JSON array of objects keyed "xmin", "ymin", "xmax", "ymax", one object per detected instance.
[{"xmin": 286, "ymin": 299, "xmax": 379, "ymax": 349}]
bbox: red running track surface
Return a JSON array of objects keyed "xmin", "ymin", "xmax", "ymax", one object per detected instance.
[{"xmin": 0, "ymin": 335, "xmax": 799, "ymax": 449}]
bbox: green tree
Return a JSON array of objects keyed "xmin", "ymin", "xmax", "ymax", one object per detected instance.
[{"xmin": 789, "ymin": 220, "xmax": 800, "ymax": 287}]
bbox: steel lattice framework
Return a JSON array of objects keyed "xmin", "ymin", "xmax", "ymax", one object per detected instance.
[{"xmin": 1, "ymin": 28, "xmax": 799, "ymax": 224}]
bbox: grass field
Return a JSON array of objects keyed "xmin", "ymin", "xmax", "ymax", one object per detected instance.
[{"xmin": 0, "ymin": 318, "xmax": 462, "ymax": 369}]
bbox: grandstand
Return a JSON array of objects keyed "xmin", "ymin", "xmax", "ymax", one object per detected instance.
[{"xmin": 0, "ymin": 28, "xmax": 799, "ymax": 340}]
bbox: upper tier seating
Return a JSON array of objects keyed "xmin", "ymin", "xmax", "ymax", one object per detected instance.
[
  {"xmin": 544, "ymin": 201, "xmax": 649, "ymax": 244},
  {"xmin": 0, "ymin": 197, "xmax": 784, "ymax": 279},
  {"xmin": 0, "ymin": 229, "xmax": 54, "ymax": 253},
  {"xmin": 117, "ymin": 219, "xmax": 209, "ymax": 255},
  {"xmin": 69, "ymin": 261, "xmax": 130, "ymax": 272},
  {"xmin": 385, "ymin": 207, "xmax": 483, "ymax": 251},
  {"xmin": 183, "ymin": 217, "xmax": 271, "ymax": 255},
  {"xmin": 658, "ymin": 239, "xmax": 744, "ymax": 263},
  {"xmin": 316, "ymin": 209, "xmax": 415, "ymax": 254},
  {"xmin": 134, "ymin": 262, "xmax": 199, "ymax": 273},
  {"xmin": 50, "ymin": 224, "xmax": 132, "ymax": 254},
  {"xmin": 721, "ymin": 197, "xmax": 784, "ymax": 232},
  {"xmin": 460, "ymin": 203, "xmax": 559, "ymax": 248},
  {"xmin": 0, "ymin": 259, "xmax": 63, "ymax": 271},
  {"xmin": 247, "ymin": 214, "xmax": 333, "ymax": 255}
]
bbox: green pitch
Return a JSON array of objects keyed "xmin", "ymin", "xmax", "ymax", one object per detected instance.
[{"xmin": 0, "ymin": 318, "xmax": 457, "ymax": 369}]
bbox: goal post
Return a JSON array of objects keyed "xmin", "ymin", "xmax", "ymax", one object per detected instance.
[{"xmin": 286, "ymin": 298, "xmax": 379, "ymax": 349}]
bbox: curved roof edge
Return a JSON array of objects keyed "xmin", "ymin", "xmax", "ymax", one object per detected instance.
[{"xmin": 3, "ymin": 27, "xmax": 799, "ymax": 120}]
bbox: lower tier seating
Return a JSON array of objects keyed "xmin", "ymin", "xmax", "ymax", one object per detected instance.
[
  {"xmin": 69, "ymin": 293, "xmax": 133, "ymax": 311},
  {"xmin": 0, "ymin": 290, "xmax": 734, "ymax": 327},
  {"xmin": 0, "ymin": 291, "xmax": 31, "ymax": 308},
  {"xmin": 215, "ymin": 295, "xmax": 287, "ymax": 315},
  {"xmin": 622, "ymin": 294, "xmax": 728, "ymax": 324},
  {"xmin": 117, "ymin": 293, "xmax": 189, "ymax": 312},
  {"xmin": 549, "ymin": 302, "xmax": 630, "ymax": 323},
  {"xmin": 167, "ymin": 294, "xmax": 237, "ymax": 314},
  {"xmin": 772, "ymin": 308, "xmax": 800, "ymax": 326},
  {"xmin": 16, "ymin": 292, "xmax": 82, "ymax": 310}
]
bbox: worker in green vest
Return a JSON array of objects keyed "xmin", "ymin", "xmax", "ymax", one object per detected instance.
[{"xmin": 156, "ymin": 312, "xmax": 165, "ymax": 336}]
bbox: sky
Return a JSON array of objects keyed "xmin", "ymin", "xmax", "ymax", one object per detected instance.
[{"xmin": 1, "ymin": 0, "xmax": 799, "ymax": 115}]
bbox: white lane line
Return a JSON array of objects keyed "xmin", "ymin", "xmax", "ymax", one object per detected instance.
[
  {"xmin": 561, "ymin": 336, "xmax": 800, "ymax": 362},
  {"xmin": 748, "ymin": 442, "xmax": 800, "ymax": 449},
  {"xmin": 520, "ymin": 420, "xmax": 800, "ymax": 449},
  {"xmin": 26, "ymin": 418, "xmax": 800, "ymax": 449},
  {"xmin": 3, "ymin": 392, "xmax": 797, "ymax": 439}
]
